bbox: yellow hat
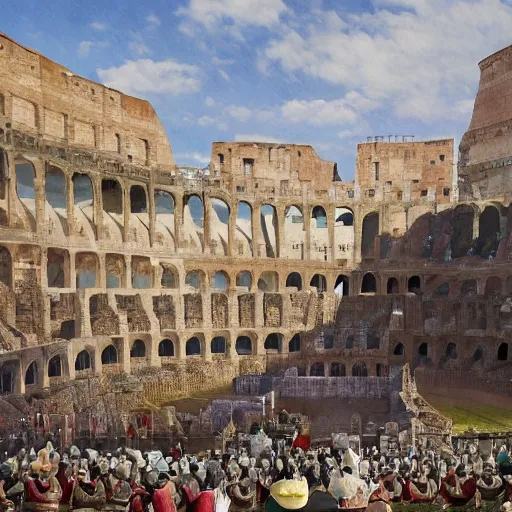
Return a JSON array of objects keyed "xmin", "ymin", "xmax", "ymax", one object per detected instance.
[{"xmin": 270, "ymin": 478, "xmax": 308, "ymax": 510}]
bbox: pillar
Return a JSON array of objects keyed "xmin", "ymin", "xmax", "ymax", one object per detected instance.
[
  {"xmin": 148, "ymin": 179, "xmax": 156, "ymax": 247},
  {"xmin": 203, "ymin": 193, "xmax": 211, "ymax": 254},
  {"xmin": 66, "ymin": 173, "xmax": 76, "ymax": 235},
  {"xmin": 174, "ymin": 193, "xmax": 183, "ymax": 250},
  {"xmin": 303, "ymin": 204, "xmax": 311, "ymax": 260},
  {"xmin": 252, "ymin": 203, "xmax": 261, "ymax": 257},
  {"xmin": 228, "ymin": 202, "xmax": 237, "ymax": 257}
]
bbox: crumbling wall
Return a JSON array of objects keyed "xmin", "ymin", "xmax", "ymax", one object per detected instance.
[
  {"xmin": 116, "ymin": 294, "xmax": 150, "ymax": 332},
  {"xmin": 184, "ymin": 294, "xmax": 203, "ymax": 328},
  {"xmin": 90, "ymin": 294, "xmax": 119, "ymax": 336},
  {"xmin": 211, "ymin": 293, "xmax": 228, "ymax": 328},
  {"xmin": 238, "ymin": 294, "xmax": 255, "ymax": 328},
  {"xmin": 152, "ymin": 295, "xmax": 176, "ymax": 330},
  {"xmin": 264, "ymin": 293, "xmax": 282, "ymax": 328}
]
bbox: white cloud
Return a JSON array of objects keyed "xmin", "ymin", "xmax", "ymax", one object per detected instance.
[
  {"xmin": 78, "ymin": 41, "xmax": 94, "ymax": 57},
  {"xmin": 177, "ymin": 0, "xmax": 288, "ymax": 35},
  {"xmin": 128, "ymin": 40, "xmax": 149, "ymax": 57},
  {"xmin": 146, "ymin": 13, "xmax": 161, "ymax": 27},
  {"xmin": 212, "ymin": 56, "xmax": 235, "ymax": 66},
  {"xmin": 175, "ymin": 152, "xmax": 211, "ymax": 165},
  {"xmin": 205, "ymin": 96, "xmax": 216, "ymax": 107},
  {"xmin": 225, "ymin": 105, "xmax": 252, "ymax": 121},
  {"xmin": 263, "ymin": 0, "xmax": 512, "ymax": 122},
  {"xmin": 97, "ymin": 59, "xmax": 201, "ymax": 96},
  {"xmin": 90, "ymin": 22, "xmax": 108, "ymax": 31},
  {"xmin": 197, "ymin": 115, "xmax": 216, "ymax": 126},
  {"xmin": 235, "ymin": 134, "xmax": 284, "ymax": 143},
  {"xmin": 218, "ymin": 69, "xmax": 230, "ymax": 81}
]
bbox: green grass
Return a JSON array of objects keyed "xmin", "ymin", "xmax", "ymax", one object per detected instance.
[{"xmin": 424, "ymin": 394, "xmax": 512, "ymax": 434}]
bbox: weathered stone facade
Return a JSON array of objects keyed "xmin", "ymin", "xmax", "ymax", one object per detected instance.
[{"xmin": 0, "ymin": 33, "xmax": 510, "ymax": 442}]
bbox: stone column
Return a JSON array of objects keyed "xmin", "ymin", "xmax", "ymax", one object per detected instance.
[
  {"xmin": 203, "ymin": 193, "xmax": 211, "ymax": 254},
  {"xmin": 328, "ymin": 204, "xmax": 335, "ymax": 263},
  {"xmin": 67, "ymin": 344, "xmax": 76, "ymax": 381},
  {"xmin": 276, "ymin": 205, "xmax": 285, "ymax": 259},
  {"xmin": 120, "ymin": 337, "xmax": 131, "ymax": 374},
  {"xmin": 34, "ymin": 159, "xmax": 45, "ymax": 233},
  {"xmin": 303, "ymin": 204, "xmax": 312, "ymax": 260},
  {"xmin": 66, "ymin": 172, "xmax": 76, "ymax": 235},
  {"xmin": 69, "ymin": 251, "xmax": 76, "ymax": 290},
  {"xmin": 97, "ymin": 253, "xmax": 106, "ymax": 289},
  {"xmin": 251, "ymin": 203, "xmax": 261, "ymax": 258},
  {"xmin": 123, "ymin": 182, "xmax": 130, "ymax": 243},
  {"xmin": 125, "ymin": 256, "xmax": 132, "ymax": 289},
  {"xmin": 92, "ymin": 175, "xmax": 104, "ymax": 240},
  {"xmin": 228, "ymin": 202, "xmax": 237, "ymax": 257},
  {"xmin": 148, "ymin": 178, "xmax": 156, "ymax": 248},
  {"xmin": 93, "ymin": 344, "xmax": 103, "ymax": 376},
  {"xmin": 174, "ymin": 193, "xmax": 183, "ymax": 251}
]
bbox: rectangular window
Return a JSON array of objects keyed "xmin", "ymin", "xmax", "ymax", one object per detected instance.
[
  {"xmin": 397, "ymin": 191, "xmax": 403, "ymax": 200},
  {"xmin": 373, "ymin": 161, "xmax": 380, "ymax": 181},
  {"xmin": 218, "ymin": 153, "xmax": 224, "ymax": 164},
  {"xmin": 115, "ymin": 134, "xmax": 121, "ymax": 153},
  {"xmin": 243, "ymin": 158, "xmax": 254, "ymax": 176},
  {"xmin": 348, "ymin": 190, "xmax": 354, "ymax": 198},
  {"xmin": 430, "ymin": 160, "xmax": 435, "ymax": 166},
  {"xmin": 443, "ymin": 187, "xmax": 450, "ymax": 196},
  {"xmin": 386, "ymin": 181, "xmax": 392, "ymax": 191},
  {"xmin": 0, "ymin": 93, "xmax": 4, "ymax": 116},
  {"xmin": 440, "ymin": 154, "xmax": 445, "ymax": 162},
  {"xmin": 369, "ymin": 189, "xmax": 375, "ymax": 197},
  {"xmin": 236, "ymin": 185, "xmax": 246, "ymax": 193},
  {"xmin": 421, "ymin": 189, "xmax": 428, "ymax": 197}
]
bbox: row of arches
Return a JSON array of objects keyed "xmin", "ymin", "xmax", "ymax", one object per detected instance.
[
  {"xmin": 309, "ymin": 361, "xmax": 373, "ymax": 377},
  {"xmin": 414, "ymin": 341, "xmax": 509, "ymax": 365}
]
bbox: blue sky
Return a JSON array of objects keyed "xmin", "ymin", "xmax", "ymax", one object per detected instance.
[{"xmin": 4, "ymin": 0, "xmax": 512, "ymax": 180}]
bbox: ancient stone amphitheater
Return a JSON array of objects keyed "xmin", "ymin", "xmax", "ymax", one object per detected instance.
[{"xmin": 0, "ymin": 33, "xmax": 510, "ymax": 444}]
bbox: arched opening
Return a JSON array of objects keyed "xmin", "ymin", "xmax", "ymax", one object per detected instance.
[
  {"xmin": 0, "ymin": 246, "xmax": 12, "ymax": 288},
  {"xmin": 334, "ymin": 207, "xmax": 354, "ymax": 261},
  {"xmin": 387, "ymin": 277, "xmax": 399, "ymax": 294},
  {"xmin": 154, "ymin": 190, "xmax": 175, "ymax": 249},
  {"xmin": 352, "ymin": 362, "xmax": 368, "ymax": 377},
  {"xmin": 236, "ymin": 336, "xmax": 252, "ymax": 355},
  {"xmin": 260, "ymin": 204, "xmax": 278, "ymax": 258},
  {"xmin": 186, "ymin": 337, "xmax": 201, "ymax": 356},
  {"xmin": 264, "ymin": 333, "xmax": 282, "ymax": 351},
  {"xmin": 47, "ymin": 248, "xmax": 69, "ymax": 288},
  {"xmin": 472, "ymin": 346, "xmax": 484, "ymax": 365},
  {"xmin": 130, "ymin": 339, "xmax": 146, "ymax": 358},
  {"xmin": 289, "ymin": 334, "xmax": 300, "ymax": 353},
  {"xmin": 0, "ymin": 365, "xmax": 14, "ymax": 395},
  {"xmin": 130, "ymin": 185, "xmax": 147, "ymax": 213},
  {"xmin": 185, "ymin": 270, "xmax": 204, "ymax": 290},
  {"xmin": 393, "ymin": 343, "xmax": 405, "ymax": 356},
  {"xmin": 478, "ymin": 205, "xmax": 500, "ymax": 258},
  {"xmin": 236, "ymin": 201, "xmax": 253, "ymax": 257},
  {"xmin": 236, "ymin": 271, "xmax": 252, "ymax": 289},
  {"xmin": 334, "ymin": 274, "xmax": 349, "ymax": 296},
  {"xmin": 418, "ymin": 343, "xmax": 429, "ymax": 357},
  {"xmin": 284, "ymin": 206, "xmax": 305, "ymax": 260},
  {"xmin": 361, "ymin": 212, "xmax": 379, "ymax": 259},
  {"xmin": 161, "ymin": 265, "xmax": 178, "ymax": 288},
  {"xmin": 210, "ymin": 198, "xmax": 230, "ymax": 256},
  {"xmin": 101, "ymin": 179, "xmax": 123, "ymax": 214},
  {"xmin": 25, "ymin": 361, "xmax": 37, "ymax": 385},
  {"xmin": 75, "ymin": 351, "xmax": 91, "ymax": 371},
  {"xmin": 310, "ymin": 206, "xmax": 329, "ymax": 261},
  {"xmin": 310, "ymin": 363, "xmax": 325, "ymax": 377},
  {"xmin": 450, "ymin": 205, "xmax": 474, "ymax": 259},
  {"xmin": 106, "ymin": 253, "xmax": 125, "ymax": 288},
  {"xmin": 461, "ymin": 279, "xmax": 477, "ymax": 296},
  {"xmin": 16, "ymin": 162, "xmax": 36, "ymax": 201},
  {"xmin": 435, "ymin": 282, "xmax": 449, "ymax": 296},
  {"xmin": 311, "ymin": 206, "xmax": 327, "ymax": 229},
  {"xmin": 212, "ymin": 271, "xmax": 229, "ymax": 291},
  {"xmin": 498, "ymin": 343, "xmax": 508, "ymax": 361},
  {"xmin": 101, "ymin": 345, "xmax": 118, "ymax": 365},
  {"xmin": 366, "ymin": 332, "xmax": 380, "ymax": 350},
  {"xmin": 258, "ymin": 271, "xmax": 278, "ymax": 292},
  {"xmin": 310, "ymin": 274, "xmax": 327, "ymax": 293},
  {"xmin": 73, "ymin": 173, "xmax": 94, "ymax": 226},
  {"xmin": 75, "ymin": 252, "xmax": 98, "ymax": 288},
  {"xmin": 330, "ymin": 363, "xmax": 346, "ymax": 377},
  {"xmin": 45, "ymin": 166, "xmax": 67, "ymax": 229},
  {"xmin": 446, "ymin": 343, "xmax": 457, "ymax": 359},
  {"xmin": 158, "ymin": 339, "xmax": 174, "ymax": 357},
  {"xmin": 361, "ymin": 273, "xmax": 376, "ymax": 293},
  {"xmin": 48, "ymin": 355, "xmax": 62, "ymax": 377},
  {"xmin": 346, "ymin": 335, "xmax": 355, "ymax": 349},
  {"xmin": 408, "ymin": 276, "xmax": 421, "ymax": 294},
  {"xmin": 335, "ymin": 207, "xmax": 353, "ymax": 226},
  {"xmin": 132, "ymin": 256, "xmax": 152, "ymax": 289},
  {"xmin": 485, "ymin": 276, "xmax": 502, "ymax": 297},
  {"xmin": 324, "ymin": 334, "xmax": 334, "ymax": 349},
  {"xmin": 185, "ymin": 195, "xmax": 204, "ymax": 228},
  {"xmin": 211, "ymin": 336, "xmax": 226, "ymax": 354},
  {"xmin": 286, "ymin": 272, "xmax": 302, "ymax": 290}
]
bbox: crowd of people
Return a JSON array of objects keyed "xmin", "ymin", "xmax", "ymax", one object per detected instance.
[{"xmin": 0, "ymin": 431, "xmax": 511, "ymax": 511}]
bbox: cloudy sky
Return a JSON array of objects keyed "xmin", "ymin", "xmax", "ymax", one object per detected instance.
[{"xmin": 3, "ymin": 0, "xmax": 512, "ymax": 179}]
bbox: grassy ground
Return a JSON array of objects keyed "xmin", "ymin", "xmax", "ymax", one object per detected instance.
[{"xmin": 424, "ymin": 393, "xmax": 512, "ymax": 434}]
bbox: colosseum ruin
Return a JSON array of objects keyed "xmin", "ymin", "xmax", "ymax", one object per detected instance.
[{"xmin": 0, "ymin": 32, "xmax": 510, "ymax": 448}]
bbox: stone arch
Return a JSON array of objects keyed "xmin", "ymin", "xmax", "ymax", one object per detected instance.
[
  {"xmin": 334, "ymin": 274, "xmax": 349, "ymax": 296},
  {"xmin": 75, "ymin": 350, "xmax": 92, "ymax": 371},
  {"xmin": 478, "ymin": 205, "xmax": 500, "ymax": 258},
  {"xmin": 186, "ymin": 337, "xmax": 202, "ymax": 356},
  {"xmin": 310, "ymin": 362, "xmax": 325, "ymax": 376},
  {"xmin": 184, "ymin": 195, "xmax": 204, "ymax": 252},
  {"xmin": 101, "ymin": 345, "xmax": 118, "ymax": 365},
  {"xmin": 334, "ymin": 206, "xmax": 355, "ymax": 261},
  {"xmin": 132, "ymin": 256, "xmax": 152, "ymax": 289},
  {"xmin": 161, "ymin": 264, "xmax": 179, "ymax": 288},
  {"xmin": 73, "ymin": 173, "xmax": 95, "ymax": 229},
  {"xmin": 158, "ymin": 339, "xmax": 175, "ymax": 357},
  {"xmin": 45, "ymin": 165, "xmax": 68, "ymax": 237},
  {"xmin": 106, "ymin": 253, "xmax": 125, "ymax": 288},
  {"xmin": 498, "ymin": 342, "xmax": 509, "ymax": 361},
  {"xmin": 25, "ymin": 361, "xmax": 38, "ymax": 385},
  {"xmin": 75, "ymin": 252, "xmax": 99, "ymax": 289},
  {"xmin": 352, "ymin": 361, "xmax": 368, "ymax": 377},
  {"xmin": 361, "ymin": 212, "xmax": 379, "ymax": 259},
  {"xmin": 284, "ymin": 205, "xmax": 305, "ymax": 259},
  {"xmin": 472, "ymin": 345, "xmax": 484, "ymax": 366},
  {"xmin": 0, "ymin": 362, "xmax": 16, "ymax": 394},
  {"xmin": 101, "ymin": 179, "xmax": 123, "ymax": 214},
  {"xmin": 289, "ymin": 334, "xmax": 300, "ymax": 353},
  {"xmin": 0, "ymin": 246, "xmax": 12, "ymax": 288},
  {"xmin": 445, "ymin": 342, "xmax": 457, "ymax": 359},
  {"xmin": 461, "ymin": 279, "xmax": 477, "ymax": 296},
  {"xmin": 210, "ymin": 197, "xmax": 230, "ymax": 256},
  {"xmin": 393, "ymin": 343, "xmax": 405, "ymax": 356},
  {"xmin": 330, "ymin": 363, "xmax": 346, "ymax": 377},
  {"xmin": 130, "ymin": 185, "xmax": 147, "ymax": 213},
  {"xmin": 130, "ymin": 339, "xmax": 146, "ymax": 358},
  {"xmin": 450, "ymin": 204, "xmax": 475, "ymax": 259},
  {"xmin": 264, "ymin": 333, "xmax": 282, "ymax": 351},
  {"xmin": 408, "ymin": 275, "xmax": 421, "ymax": 294},
  {"xmin": 260, "ymin": 204, "xmax": 278, "ymax": 258},
  {"xmin": 236, "ymin": 271, "xmax": 252, "ymax": 289},
  {"xmin": 361, "ymin": 273, "xmax": 377, "ymax": 293},
  {"xmin": 484, "ymin": 276, "xmax": 502, "ymax": 297},
  {"xmin": 211, "ymin": 271, "xmax": 229, "ymax": 291},
  {"xmin": 236, "ymin": 336, "xmax": 253, "ymax": 355},
  {"xmin": 235, "ymin": 201, "xmax": 253, "ymax": 257},
  {"xmin": 185, "ymin": 269, "xmax": 206, "ymax": 290},
  {"xmin": 387, "ymin": 277, "xmax": 399, "ymax": 294},
  {"xmin": 154, "ymin": 190, "xmax": 175, "ymax": 250},
  {"xmin": 310, "ymin": 206, "xmax": 329, "ymax": 261},
  {"xmin": 310, "ymin": 274, "xmax": 327, "ymax": 293},
  {"xmin": 48, "ymin": 355, "xmax": 62, "ymax": 377},
  {"xmin": 346, "ymin": 335, "xmax": 355, "ymax": 349},
  {"xmin": 258, "ymin": 271, "xmax": 279, "ymax": 292},
  {"xmin": 311, "ymin": 206, "xmax": 327, "ymax": 229},
  {"xmin": 418, "ymin": 342, "xmax": 429, "ymax": 357},
  {"xmin": 47, "ymin": 248, "xmax": 69, "ymax": 288},
  {"xmin": 286, "ymin": 272, "xmax": 302, "ymax": 290},
  {"xmin": 211, "ymin": 336, "xmax": 226, "ymax": 354}
]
